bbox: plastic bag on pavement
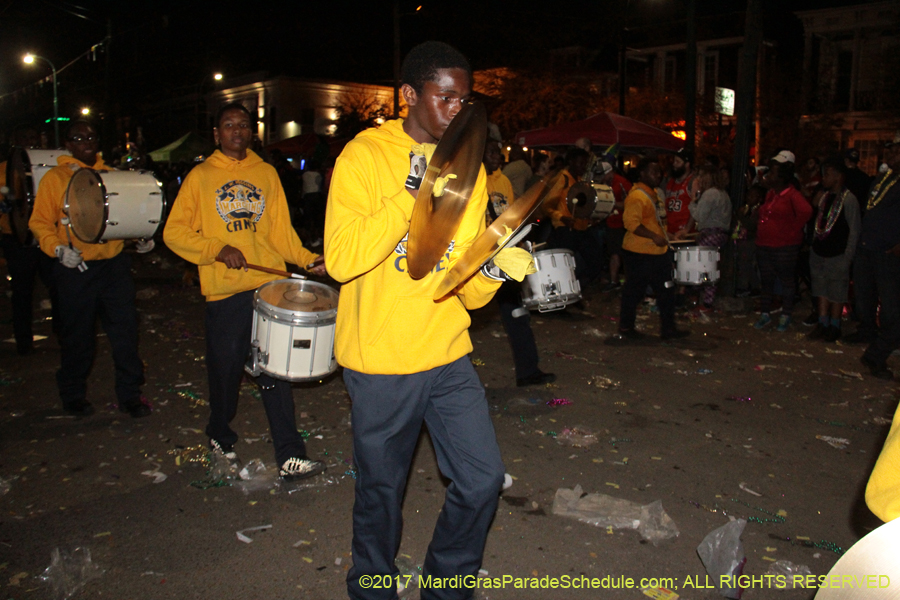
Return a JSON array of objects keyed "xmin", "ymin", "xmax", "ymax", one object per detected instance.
[
  {"xmin": 766, "ymin": 560, "xmax": 812, "ymax": 588},
  {"xmin": 555, "ymin": 427, "xmax": 599, "ymax": 448},
  {"xmin": 552, "ymin": 485, "xmax": 679, "ymax": 544},
  {"xmin": 697, "ymin": 519, "xmax": 747, "ymax": 599},
  {"xmin": 38, "ymin": 547, "xmax": 104, "ymax": 600},
  {"xmin": 233, "ymin": 459, "xmax": 277, "ymax": 494}
]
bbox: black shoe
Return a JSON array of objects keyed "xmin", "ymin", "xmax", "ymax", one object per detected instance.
[
  {"xmin": 120, "ymin": 402, "xmax": 152, "ymax": 418},
  {"xmin": 616, "ymin": 328, "xmax": 647, "ymax": 341},
  {"xmin": 660, "ymin": 329, "xmax": 690, "ymax": 341},
  {"xmin": 806, "ymin": 323, "xmax": 827, "ymax": 340},
  {"xmin": 280, "ymin": 457, "xmax": 326, "ymax": 481},
  {"xmin": 861, "ymin": 355, "xmax": 894, "ymax": 381},
  {"xmin": 802, "ymin": 311, "xmax": 819, "ymax": 326},
  {"xmin": 63, "ymin": 400, "xmax": 95, "ymax": 417},
  {"xmin": 823, "ymin": 326, "xmax": 841, "ymax": 343},
  {"xmin": 843, "ymin": 331, "xmax": 876, "ymax": 345},
  {"xmin": 516, "ymin": 371, "xmax": 557, "ymax": 387},
  {"xmin": 210, "ymin": 438, "xmax": 242, "ymax": 469}
]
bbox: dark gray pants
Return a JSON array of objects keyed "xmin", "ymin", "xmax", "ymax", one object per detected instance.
[{"xmin": 344, "ymin": 357, "xmax": 505, "ymax": 600}]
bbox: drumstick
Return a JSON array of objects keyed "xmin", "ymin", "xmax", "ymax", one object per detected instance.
[{"xmin": 216, "ymin": 258, "xmax": 305, "ymax": 279}]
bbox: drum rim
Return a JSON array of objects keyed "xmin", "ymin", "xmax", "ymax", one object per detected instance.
[
  {"xmin": 65, "ymin": 167, "xmax": 110, "ymax": 244},
  {"xmin": 253, "ymin": 279, "xmax": 339, "ymax": 323},
  {"xmin": 531, "ymin": 248, "xmax": 576, "ymax": 259}
]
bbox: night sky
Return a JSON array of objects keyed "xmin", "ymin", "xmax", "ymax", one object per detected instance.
[{"xmin": 0, "ymin": 0, "xmax": 878, "ymax": 127}]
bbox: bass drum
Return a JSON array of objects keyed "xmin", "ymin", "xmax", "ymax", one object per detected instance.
[
  {"xmin": 5, "ymin": 148, "xmax": 70, "ymax": 245},
  {"xmin": 590, "ymin": 183, "xmax": 616, "ymax": 220},
  {"xmin": 64, "ymin": 168, "xmax": 165, "ymax": 243}
]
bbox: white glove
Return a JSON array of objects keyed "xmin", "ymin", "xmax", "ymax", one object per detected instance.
[
  {"xmin": 135, "ymin": 239, "xmax": 155, "ymax": 254},
  {"xmin": 55, "ymin": 245, "xmax": 84, "ymax": 269}
]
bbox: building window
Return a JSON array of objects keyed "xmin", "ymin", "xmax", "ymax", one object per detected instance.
[
  {"xmin": 701, "ymin": 50, "xmax": 719, "ymax": 96},
  {"xmin": 664, "ymin": 56, "xmax": 677, "ymax": 91},
  {"xmin": 834, "ymin": 50, "xmax": 853, "ymax": 111}
]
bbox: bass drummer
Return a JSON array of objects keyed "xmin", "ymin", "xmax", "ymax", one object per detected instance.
[
  {"xmin": 28, "ymin": 120, "xmax": 154, "ymax": 417},
  {"xmin": 164, "ymin": 102, "xmax": 327, "ymax": 481}
]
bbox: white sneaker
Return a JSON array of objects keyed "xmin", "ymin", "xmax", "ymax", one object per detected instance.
[
  {"xmin": 279, "ymin": 457, "xmax": 326, "ymax": 481},
  {"xmin": 209, "ymin": 438, "xmax": 241, "ymax": 469}
]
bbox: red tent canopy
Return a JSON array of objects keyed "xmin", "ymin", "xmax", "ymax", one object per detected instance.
[{"xmin": 515, "ymin": 112, "xmax": 683, "ymax": 153}]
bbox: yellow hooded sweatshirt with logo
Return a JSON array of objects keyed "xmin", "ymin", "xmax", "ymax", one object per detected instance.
[
  {"xmin": 163, "ymin": 149, "xmax": 317, "ymax": 302},
  {"xmin": 29, "ymin": 155, "xmax": 123, "ymax": 261},
  {"xmin": 324, "ymin": 118, "xmax": 501, "ymax": 375}
]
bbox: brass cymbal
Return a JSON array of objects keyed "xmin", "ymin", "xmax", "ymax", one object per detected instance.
[
  {"xmin": 566, "ymin": 181, "xmax": 597, "ymax": 219},
  {"xmin": 433, "ymin": 171, "xmax": 563, "ymax": 301},
  {"xmin": 407, "ymin": 101, "xmax": 487, "ymax": 280},
  {"xmin": 815, "ymin": 516, "xmax": 900, "ymax": 600}
]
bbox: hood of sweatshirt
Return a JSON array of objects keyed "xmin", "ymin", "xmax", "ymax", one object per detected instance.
[
  {"xmin": 355, "ymin": 118, "xmax": 414, "ymax": 151},
  {"xmin": 206, "ymin": 149, "xmax": 264, "ymax": 172},
  {"xmin": 58, "ymin": 154, "xmax": 106, "ymax": 170}
]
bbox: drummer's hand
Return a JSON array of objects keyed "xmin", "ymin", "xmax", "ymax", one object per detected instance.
[
  {"xmin": 217, "ymin": 245, "xmax": 248, "ymax": 270},
  {"xmin": 307, "ymin": 255, "xmax": 327, "ymax": 276},
  {"xmin": 652, "ymin": 233, "xmax": 668, "ymax": 247},
  {"xmin": 560, "ymin": 216, "xmax": 576, "ymax": 228},
  {"xmin": 672, "ymin": 229, "xmax": 686, "ymax": 241}
]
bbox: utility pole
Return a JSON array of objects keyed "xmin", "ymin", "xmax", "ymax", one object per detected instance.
[
  {"xmin": 729, "ymin": 0, "xmax": 762, "ymax": 214},
  {"xmin": 684, "ymin": 0, "xmax": 697, "ymax": 155},
  {"xmin": 393, "ymin": 0, "xmax": 401, "ymax": 118}
]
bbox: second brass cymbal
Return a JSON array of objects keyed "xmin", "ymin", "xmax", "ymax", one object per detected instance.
[
  {"xmin": 433, "ymin": 171, "xmax": 562, "ymax": 301},
  {"xmin": 407, "ymin": 102, "xmax": 487, "ymax": 280}
]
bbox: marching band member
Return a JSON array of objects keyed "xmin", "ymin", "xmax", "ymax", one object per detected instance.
[
  {"xmin": 324, "ymin": 41, "xmax": 505, "ymax": 600},
  {"xmin": 29, "ymin": 121, "xmax": 152, "ymax": 418},
  {"xmin": 164, "ymin": 103, "xmax": 326, "ymax": 480}
]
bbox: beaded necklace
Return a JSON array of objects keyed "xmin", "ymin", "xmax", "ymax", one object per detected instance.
[
  {"xmin": 867, "ymin": 169, "xmax": 900, "ymax": 210},
  {"xmin": 814, "ymin": 189, "xmax": 847, "ymax": 239}
]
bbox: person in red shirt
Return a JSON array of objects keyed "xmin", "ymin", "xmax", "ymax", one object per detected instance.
[
  {"xmin": 754, "ymin": 152, "xmax": 813, "ymax": 332},
  {"xmin": 665, "ymin": 149, "xmax": 695, "ymax": 236}
]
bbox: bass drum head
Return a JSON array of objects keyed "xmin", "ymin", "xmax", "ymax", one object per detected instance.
[{"xmin": 65, "ymin": 168, "xmax": 107, "ymax": 243}]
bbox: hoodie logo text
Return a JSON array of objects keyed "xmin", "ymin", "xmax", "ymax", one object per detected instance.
[{"xmin": 216, "ymin": 180, "xmax": 265, "ymax": 232}]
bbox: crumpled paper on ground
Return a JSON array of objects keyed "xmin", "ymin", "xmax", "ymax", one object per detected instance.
[{"xmin": 552, "ymin": 484, "xmax": 679, "ymax": 545}]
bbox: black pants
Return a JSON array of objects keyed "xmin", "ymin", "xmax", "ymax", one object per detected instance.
[
  {"xmin": 757, "ymin": 244, "xmax": 800, "ymax": 315},
  {"xmin": 855, "ymin": 247, "xmax": 900, "ymax": 367},
  {"xmin": 619, "ymin": 250, "xmax": 676, "ymax": 334},
  {"xmin": 547, "ymin": 226, "xmax": 603, "ymax": 286},
  {"xmin": 1, "ymin": 234, "xmax": 57, "ymax": 353},
  {"xmin": 496, "ymin": 281, "xmax": 539, "ymax": 380},
  {"xmin": 55, "ymin": 252, "xmax": 144, "ymax": 409},
  {"xmin": 204, "ymin": 290, "xmax": 307, "ymax": 465}
]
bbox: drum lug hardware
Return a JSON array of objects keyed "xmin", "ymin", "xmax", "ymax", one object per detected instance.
[
  {"xmin": 148, "ymin": 219, "xmax": 160, "ymax": 224},
  {"xmin": 258, "ymin": 350, "xmax": 268, "ymax": 367},
  {"xmin": 108, "ymin": 221, "xmax": 118, "ymax": 226}
]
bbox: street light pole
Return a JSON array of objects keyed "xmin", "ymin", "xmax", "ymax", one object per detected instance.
[{"xmin": 23, "ymin": 53, "xmax": 59, "ymax": 147}]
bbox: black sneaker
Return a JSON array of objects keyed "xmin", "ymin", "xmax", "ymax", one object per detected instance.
[
  {"xmin": 516, "ymin": 371, "xmax": 557, "ymax": 388},
  {"xmin": 119, "ymin": 400, "xmax": 152, "ymax": 419},
  {"xmin": 64, "ymin": 400, "xmax": 95, "ymax": 417},
  {"xmin": 802, "ymin": 311, "xmax": 819, "ymax": 326},
  {"xmin": 660, "ymin": 329, "xmax": 690, "ymax": 341},
  {"xmin": 616, "ymin": 328, "xmax": 647, "ymax": 341},
  {"xmin": 210, "ymin": 439, "xmax": 242, "ymax": 469},
  {"xmin": 806, "ymin": 323, "xmax": 827, "ymax": 340},
  {"xmin": 861, "ymin": 355, "xmax": 894, "ymax": 381},
  {"xmin": 279, "ymin": 457, "xmax": 326, "ymax": 481}
]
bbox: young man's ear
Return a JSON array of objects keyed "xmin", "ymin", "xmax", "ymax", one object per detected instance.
[{"xmin": 401, "ymin": 83, "xmax": 418, "ymax": 108}]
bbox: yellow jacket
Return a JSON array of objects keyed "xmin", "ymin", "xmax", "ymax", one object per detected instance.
[
  {"xmin": 546, "ymin": 169, "xmax": 590, "ymax": 231},
  {"xmin": 622, "ymin": 183, "xmax": 668, "ymax": 255},
  {"xmin": 29, "ymin": 155, "xmax": 123, "ymax": 261},
  {"xmin": 324, "ymin": 118, "xmax": 501, "ymax": 375},
  {"xmin": 163, "ymin": 149, "xmax": 318, "ymax": 302},
  {"xmin": 486, "ymin": 169, "xmax": 514, "ymax": 219},
  {"xmin": 866, "ymin": 402, "xmax": 900, "ymax": 522}
]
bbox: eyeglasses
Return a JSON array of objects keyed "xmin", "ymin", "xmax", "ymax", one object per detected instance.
[{"xmin": 67, "ymin": 135, "xmax": 97, "ymax": 143}]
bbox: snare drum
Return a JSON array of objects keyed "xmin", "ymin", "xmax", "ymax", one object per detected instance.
[
  {"xmin": 673, "ymin": 245, "xmax": 720, "ymax": 285},
  {"xmin": 64, "ymin": 168, "xmax": 164, "ymax": 243},
  {"xmin": 5, "ymin": 148, "xmax": 70, "ymax": 245},
  {"xmin": 245, "ymin": 279, "xmax": 340, "ymax": 382},
  {"xmin": 521, "ymin": 249, "xmax": 581, "ymax": 312},
  {"xmin": 590, "ymin": 184, "xmax": 616, "ymax": 220}
]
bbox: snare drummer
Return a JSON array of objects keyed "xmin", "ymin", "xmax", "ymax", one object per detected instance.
[
  {"xmin": 164, "ymin": 103, "xmax": 327, "ymax": 481},
  {"xmin": 28, "ymin": 121, "xmax": 153, "ymax": 418},
  {"xmin": 617, "ymin": 157, "xmax": 690, "ymax": 341}
]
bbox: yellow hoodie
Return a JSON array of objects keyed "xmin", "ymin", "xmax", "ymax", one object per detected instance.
[
  {"xmin": 29, "ymin": 155, "xmax": 123, "ymax": 261},
  {"xmin": 324, "ymin": 118, "xmax": 501, "ymax": 375},
  {"xmin": 622, "ymin": 182, "xmax": 668, "ymax": 256},
  {"xmin": 164, "ymin": 149, "xmax": 317, "ymax": 302},
  {"xmin": 866, "ymin": 402, "xmax": 900, "ymax": 522}
]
